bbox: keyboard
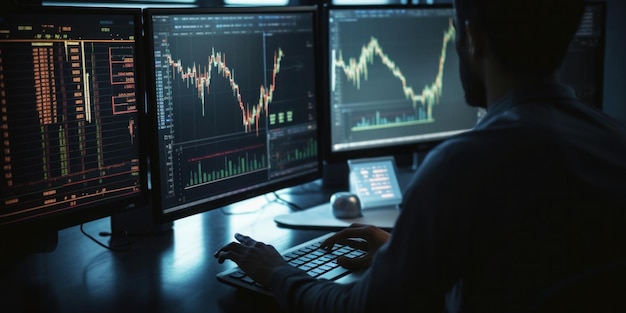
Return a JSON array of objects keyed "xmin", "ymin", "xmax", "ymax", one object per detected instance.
[{"xmin": 216, "ymin": 232, "xmax": 366, "ymax": 296}]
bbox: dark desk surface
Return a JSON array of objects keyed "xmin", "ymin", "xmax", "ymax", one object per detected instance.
[
  {"xmin": 0, "ymin": 171, "xmax": 416, "ymax": 313},
  {"xmin": 0, "ymin": 180, "xmax": 336, "ymax": 313}
]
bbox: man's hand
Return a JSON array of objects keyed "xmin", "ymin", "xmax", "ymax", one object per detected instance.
[
  {"xmin": 320, "ymin": 223, "xmax": 390, "ymax": 271},
  {"xmin": 214, "ymin": 233, "xmax": 287, "ymax": 287}
]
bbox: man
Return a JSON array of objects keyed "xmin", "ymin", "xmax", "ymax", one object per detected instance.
[{"xmin": 215, "ymin": 0, "xmax": 626, "ymax": 311}]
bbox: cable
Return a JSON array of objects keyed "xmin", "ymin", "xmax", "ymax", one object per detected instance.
[
  {"xmin": 272, "ymin": 191, "xmax": 304, "ymax": 211},
  {"xmin": 80, "ymin": 223, "xmax": 132, "ymax": 252}
]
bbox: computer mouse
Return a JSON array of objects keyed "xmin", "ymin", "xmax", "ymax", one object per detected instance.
[{"xmin": 330, "ymin": 192, "xmax": 362, "ymax": 219}]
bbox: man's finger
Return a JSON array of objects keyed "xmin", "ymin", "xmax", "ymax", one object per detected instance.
[
  {"xmin": 340, "ymin": 238, "xmax": 369, "ymax": 251},
  {"xmin": 216, "ymin": 250, "xmax": 243, "ymax": 264},
  {"xmin": 337, "ymin": 255, "xmax": 372, "ymax": 271},
  {"xmin": 235, "ymin": 233, "xmax": 257, "ymax": 246},
  {"xmin": 214, "ymin": 241, "xmax": 247, "ymax": 257},
  {"xmin": 321, "ymin": 227, "xmax": 371, "ymax": 248}
]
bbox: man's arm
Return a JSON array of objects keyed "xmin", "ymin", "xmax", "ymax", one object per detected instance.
[{"xmin": 269, "ymin": 139, "xmax": 479, "ymax": 312}]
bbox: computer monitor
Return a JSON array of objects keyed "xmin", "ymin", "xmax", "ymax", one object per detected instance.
[
  {"xmin": 144, "ymin": 6, "xmax": 322, "ymax": 222},
  {"xmin": 559, "ymin": 1, "xmax": 606, "ymax": 109},
  {"xmin": 323, "ymin": 3, "xmax": 605, "ymax": 169},
  {"xmin": 323, "ymin": 5, "xmax": 480, "ymax": 165},
  {"xmin": 0, "ymin": 6, "xmax": 147, "ymax": 235}
]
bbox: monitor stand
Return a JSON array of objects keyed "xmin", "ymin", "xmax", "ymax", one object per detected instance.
[
  {"xmin": 322, "ymin": 160, "xmax": 349, "ymax": 188},
  {"xmin": 110, "ymin": 204, "xmax": 173, "ymax": 237}
]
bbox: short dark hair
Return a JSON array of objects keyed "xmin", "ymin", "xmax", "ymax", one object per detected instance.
[{"xmin": 454, "ymin": 0, "xmax": 584, "ymax": 75}]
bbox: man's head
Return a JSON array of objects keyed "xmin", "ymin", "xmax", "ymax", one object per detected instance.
[{"xmin": 453, "ymin": 0, "xmax": 584, "ymax": 108}]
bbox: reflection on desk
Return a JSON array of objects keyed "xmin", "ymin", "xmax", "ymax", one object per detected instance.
[{"xmin": 0, "ymin": 181, "xmax": 334, "ymax": 313}]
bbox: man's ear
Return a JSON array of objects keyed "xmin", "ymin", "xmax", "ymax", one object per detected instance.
[{"xmin": 464, "ymin": 20, "xmax": 484, "ymax": 59}]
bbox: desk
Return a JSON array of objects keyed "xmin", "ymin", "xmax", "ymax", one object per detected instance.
[
  {"xmin": 0, "ymin": 180, "xmax": 335, "ymax": 313},
  {"xmin": 0, "ymin": 169, "xmax": 416, "ymax": 313}
]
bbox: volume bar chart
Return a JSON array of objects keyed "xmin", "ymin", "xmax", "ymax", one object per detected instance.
[
  {"xmin": 352, "ymin": 109, "xmax": 433, "ymax": 131},
  {"xmin": 271, "ymin": 138, "xmax": 317, "ymax": 163},
  {"xmin": 269, "ymin": 130, "xmax": 318, "ymax": 175},
  {"xmin": 186, "ymin": 147, "xmax": 268, "ymax": 188}
]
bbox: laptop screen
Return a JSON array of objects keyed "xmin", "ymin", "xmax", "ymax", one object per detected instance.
[{"xmin": 348, "ymin": 156, "xmax": 402, "ymax": 209}]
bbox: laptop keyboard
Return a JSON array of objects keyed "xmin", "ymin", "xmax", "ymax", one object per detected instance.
[{"xmin": 216, "ymin": 233, "xmax": 366, "ymax": 295}]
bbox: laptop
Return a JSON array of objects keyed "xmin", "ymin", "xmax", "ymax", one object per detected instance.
[{"xmin": 347, "ymin": 156, "xmax": 403, "ymax": 211}]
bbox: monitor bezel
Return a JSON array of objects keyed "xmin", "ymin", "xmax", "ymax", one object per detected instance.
[
  {"xmin": 560, "ymin": 1, "xmax": 606, "ymax": 110},
  {"xmin": 0, "ymin": 5, "xmax": 149, "ymax": 235},
  {"xmin": 143, "ymin": 5, "xmax": 324, "ymax": 223}
]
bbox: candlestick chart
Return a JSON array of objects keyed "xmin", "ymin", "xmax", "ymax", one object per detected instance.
[
  {"xmin": 159, "ymin": 32, "xmax": 318, "ymax": 139},
  {"xmin": 166, "ymin": 46, "xmax": 284, "ymax": 136},
  {"xmin": 150, "ymin": 14, "xmax": 320, "ymax": 213}
]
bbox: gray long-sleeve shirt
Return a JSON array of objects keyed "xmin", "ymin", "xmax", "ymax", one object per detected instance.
[{"xmin": 270, "ymin": 83, "xmax": 626, "ymax": 313}]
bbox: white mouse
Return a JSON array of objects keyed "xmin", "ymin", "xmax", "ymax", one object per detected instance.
[{"xmin": 330, "ymin": 192, "xmax": 362, "ymax": 219}]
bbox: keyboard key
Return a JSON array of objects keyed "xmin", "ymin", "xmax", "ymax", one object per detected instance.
[{"xmin": 318, "ymin": 266, "xmax": 350, "ymax": 280}]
